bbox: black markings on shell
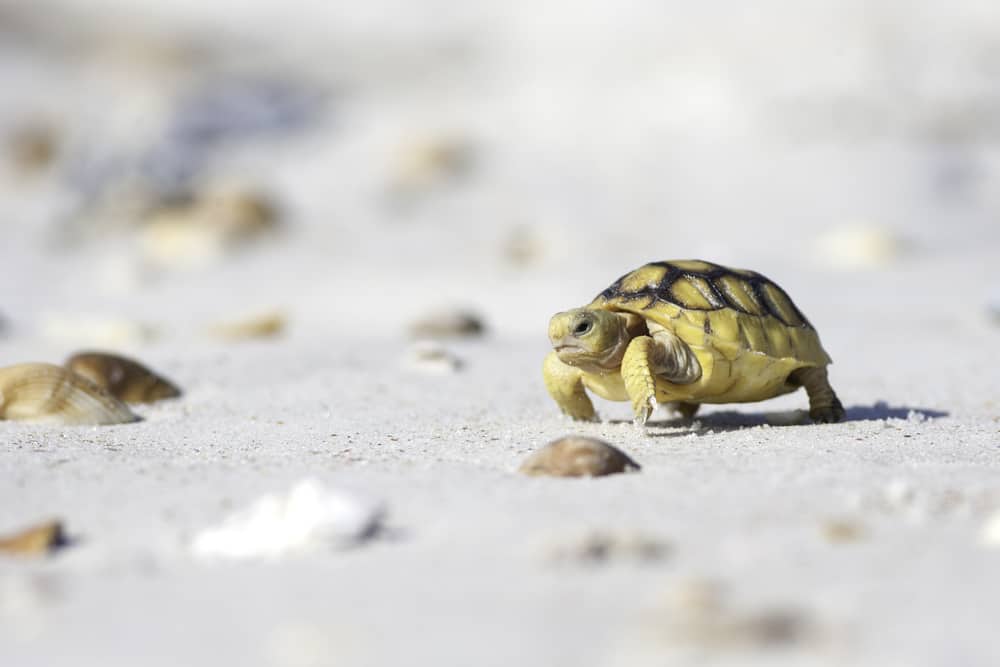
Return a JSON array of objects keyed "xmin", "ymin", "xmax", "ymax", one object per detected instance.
[
  {"xmin": 65, "ymin": 352, "xmax": 181, "ymax": 404},
  {"xmin": 596, "ymin": 260, "xmax": 813, "ymax": 328}
]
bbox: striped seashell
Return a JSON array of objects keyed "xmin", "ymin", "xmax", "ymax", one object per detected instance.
[
  {"xmin": 66, "ymin": 351, "xmax": 181, "ymax": 404},
  {"xmin": 0, "ymin": 363, "xmax": 138, "ymax": 425}
]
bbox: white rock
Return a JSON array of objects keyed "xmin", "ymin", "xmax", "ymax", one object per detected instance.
[{"xmin": 191, "ymin": 479, "xmax": 382, "ymax": 560}]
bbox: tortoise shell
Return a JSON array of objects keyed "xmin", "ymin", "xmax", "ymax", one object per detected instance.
[{"xmin": 589, "ymin": 260, "xmax": 831, "ymax": 370}]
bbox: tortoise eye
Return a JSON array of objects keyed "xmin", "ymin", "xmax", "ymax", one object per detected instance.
[{"xmin": 573, "ymin": 320, "xmax": 593, "ymax": 336}]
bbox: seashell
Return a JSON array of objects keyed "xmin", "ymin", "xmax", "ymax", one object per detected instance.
[
  {"xmin": 0, "ymin": 363, "xmax": 138, "ymax": 425},
  {"xmin": 408, "ymin": 308, "xmax": 485, "ymax": 339},
  {"xmin": 0, "ymin": 519, "xmax": 67, "ymax": 557},
  {"xmin": 65, "ymin": 351, "xmax": 181, "ymax": 404},
  {"xmin": 141, "ymin": 187, "xmax": 280, "ymax": 268},
  {"xmin": 208, "ymin": 311, "xmax": 286, "ymax": 340},
  {"xmin": 519, "ymin": 436, "xmax": 640, "ymax": 477}
]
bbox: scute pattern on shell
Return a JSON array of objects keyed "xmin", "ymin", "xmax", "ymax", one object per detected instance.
[{"xmin": 595, "ymin": 260, "xmax": 811, "ymax": 328}]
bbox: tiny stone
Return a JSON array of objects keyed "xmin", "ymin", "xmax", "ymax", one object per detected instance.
[
  {"xmin": 408, "ymin": 309, "xmax": 485, "ymax": 339},
  {"xmin": 549, "ymin": 530, "xmax": 670, "ymax": 564},
  {"xmin": 0, "ymin": 520, "xmax": 68, "ymax": 557},
  {"xmin": 519, "ymin": 436, "xmax": 640, "ymax": 477},
  {"xmin": 401, "ymin": 341, "xmax": 462, "ymax": 374},
  {"xmin": 208, "ymin": 311, "xmax": 286, "ymax": 340},
  {"xmin": 820, "ymin": 518, "xmax": 866, "ymax": 544}
]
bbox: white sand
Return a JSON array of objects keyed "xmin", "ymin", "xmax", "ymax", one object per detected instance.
[{"xmin": 2, "ymin": 2, "xmax": 1000, "ymax": 665}]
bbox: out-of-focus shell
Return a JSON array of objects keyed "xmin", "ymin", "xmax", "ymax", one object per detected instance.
[
  {"xmin": 66, "ymin": 351, "xmax": 181, "ymax": 403},
  {"xmin": 0, "ymin": 363, "xmax": 137, "ymax": 425}
]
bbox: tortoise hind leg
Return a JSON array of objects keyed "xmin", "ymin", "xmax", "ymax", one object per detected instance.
[{"xmin": 790, "ymin": 367, "xmax": 845, "ymax": 423}]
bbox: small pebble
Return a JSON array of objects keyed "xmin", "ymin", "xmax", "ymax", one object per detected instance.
[
  {"xmin": 7, "ymin": 124, "xmax": 59, "ymax": 173},
  {"xmin": 519, "ymin": 436, "xmax": 640, "ymax": 477},
  {"xmin": 386, "ymin": 133, "xmax": 475, "ymax": 201},
  {"xmin": 883, "ymin": 479, "xmax": 915, "ymax": 509},
  {"xmin": 0, "ymin": 520, "xmax": 67, "ymax": 557},
  {"xmin": 409, "ymin": 309, "xmax": 485, "ymax": 339},
  {"xmin": 548, "ymin": 530, "xmax": 670, "ymax": 564},
  {"xmin": 820, "ymin": 518, "xmax": 866, "ymax": 544},
  {"xmin": 816, "ymin": 224, "xmax": 908, "ymax": 269},
  {"xmin": 208, "ymin": 311, "xmax": 286, "ymax": 340},
  {"xmin": 503, "ymin": 225, "xmax": 548, "ymax": 267},
  {"xmin": 979, "ymin": 511, "xmax": 1000, "ymax": 547},
  {"xmin": 664, "ymin": 579, "xmax": 820, "ymax": 649},
  {"xmin": 401, "ymin": 341, "xmax": 462, "ymax": 374}
]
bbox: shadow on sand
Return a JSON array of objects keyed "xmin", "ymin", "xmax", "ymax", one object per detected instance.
[{"xmin": 622, "ymin": 401, "xmax": 949, "ymax": 437}]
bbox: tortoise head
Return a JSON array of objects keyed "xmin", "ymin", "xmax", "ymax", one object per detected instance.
[{"xmin": 548, "ymin": 308, "xmax": 632, "ymax": 371}]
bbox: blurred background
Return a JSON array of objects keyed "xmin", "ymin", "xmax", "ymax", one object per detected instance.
[
  {"xmin": 1, "ymin": 0, "xmax": 999, "ymax": 341},
  {"xmin": 3, "ymin": 4, "xmax": 1000, "ymax": 666}
]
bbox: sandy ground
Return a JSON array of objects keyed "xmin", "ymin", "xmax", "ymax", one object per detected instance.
[{"xmin": 2, "ymin": 2, "xmax": 1000, "ymax": 665}]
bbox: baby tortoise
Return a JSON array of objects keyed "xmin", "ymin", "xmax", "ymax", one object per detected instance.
[{"xmin": 544, "ymin": 260, "xmax": 844, "ymax": 425}]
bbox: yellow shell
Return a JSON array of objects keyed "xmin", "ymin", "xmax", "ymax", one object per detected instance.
[
  {"xmin": 590, "ymin": 260, "xmax": 832, "ymax": 404},
  {"xmin": 0, "ymin": 363, "xmax": 137, "ymax": 425},
  {"xmin": 65, "ymin": 352, "xmax": 181, "ymax": 404}
]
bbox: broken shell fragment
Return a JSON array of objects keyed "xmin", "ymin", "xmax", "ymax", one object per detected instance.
[
  {"xmin": 519, "ymin": 436, "xmax": 640, "ymax": 477},
  {"xmin": 65, "ymin": 351, "xmax": 181, "ymax": 403},
  {"xmin": 0, "ymin": 363, "xmax": 138, "ymax": 425},
  {"xmin": 409, "ymin": 309, "xmax": 485, "ymax": 339},
  {"xmin": 0, "ymin": 519, "xmax": 67, "ymax": 557}
]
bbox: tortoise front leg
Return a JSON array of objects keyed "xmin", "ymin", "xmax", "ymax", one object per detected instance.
[
  {"xmin": 791, "ymin": 366, "xmax": 845, "ymax": 423},
  {"xmin": 621, "ymin": 331, "xmax": 701, "ymax": 425},
  {"xmin": 542, "ymin": 351, "xmax": 596, "ymax": 421}
]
